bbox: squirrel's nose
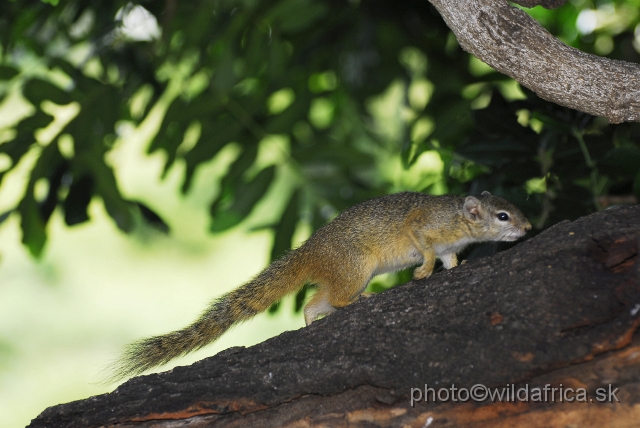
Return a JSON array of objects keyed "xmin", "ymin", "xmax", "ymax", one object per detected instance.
[{"xmin": 524, "ymin": 222, "xmax": 532, "ymax": 232}]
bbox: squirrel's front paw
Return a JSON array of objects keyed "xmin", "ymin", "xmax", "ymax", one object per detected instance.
[{"xmin": 412, "ymin": 266, "xmax": 432, "ymax": 280}]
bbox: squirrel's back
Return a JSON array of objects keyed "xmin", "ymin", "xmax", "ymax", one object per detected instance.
[{"xmin": 303, "ymin": 192, "xmax": 464, "ymax": 247}]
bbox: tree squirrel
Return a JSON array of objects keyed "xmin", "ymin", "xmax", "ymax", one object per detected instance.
[{"xmin": 109, "ymin": 191, "xmax": 531, "ymax": 381}]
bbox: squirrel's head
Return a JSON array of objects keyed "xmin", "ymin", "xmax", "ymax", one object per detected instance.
[{"xmin": 462, "ymin": 191, "xmax": 531, "ymax": 241}]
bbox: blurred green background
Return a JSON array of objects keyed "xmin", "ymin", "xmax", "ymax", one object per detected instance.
[{"xmin": 1, "ymin": 0, "xmax": 639, "ymax": 426}]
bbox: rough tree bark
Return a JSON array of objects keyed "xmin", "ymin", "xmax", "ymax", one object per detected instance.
[
  {"xmin": 28, "ymin": 205, "xmax": 640, "ymax": 427},
  {"xmin": 428, "ymin": 0, "xmax": 640, "ymax": 124}
]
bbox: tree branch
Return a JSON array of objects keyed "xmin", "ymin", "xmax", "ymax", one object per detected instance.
[
  {"xmin": 429, "ymin": 0, "xmax": 640, "ymax": 123},
  {"xmin": 28, "ymin": 205, "xmax": 640, "ymax": 427}
]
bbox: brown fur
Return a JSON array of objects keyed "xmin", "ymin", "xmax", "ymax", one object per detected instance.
[{"xmin": 108, "ymin": 191, "xmax": 530, "ymax": 382}]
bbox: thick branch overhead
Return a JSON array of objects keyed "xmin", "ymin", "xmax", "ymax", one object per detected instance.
[{"xmin": 429, "ymin": 0, "xmax": 640, "ymax": 123}]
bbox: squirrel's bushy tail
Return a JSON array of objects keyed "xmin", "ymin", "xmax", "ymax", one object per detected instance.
[{"xmin": 107, "ymin": 251, "xmax": 309, "ymax": 382}]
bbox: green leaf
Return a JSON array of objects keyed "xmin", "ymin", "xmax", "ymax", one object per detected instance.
[
  {"xmin": 48, "ymin": 58, "xmax": 79, "ymax": 79},
  {"xmin": 0, "ymin": 210, "xmax": 11, "ymax": 225},
  {"xmin": 0, "ymin": 65, "xmax": 19, "ymax": 80},
  {"xmin": 265, "ymin": 92, "xmax": 311, "ymax": 134},
  {"xmin": 135, "ymin": 201, "xmax": 169, "ymax": 233},
  {"xmin": 38, "ymin": 161, "xmax": 68, "ymax": 224},
  {"xmin": 267, "ymin": 299, "xmax": 280, "ymax": 314},
  {"xmin": 78, "ymin": 153, "xmax": 134, "ymax": 233},
  {"xmin": 182, "ymin": 118, "xmax": 244, "ymax": 193},
  {"xmin": 212, "ymin": 50, "xmax": 236, "ymax": 94},
  {"xmin": 16, "ymin": 142, "xmax": 66, "ymax": 257},
  {"xmin": 0, "ymin": 112, "xmax": 55, "ymax": 185},
  {"xmin": 209, "ymin": 144, "xmax": 259, "ymax": 213},
  {"xmin": 271, "ymin": 0, "xmax": 327, "ymax": 34},
  {"xmin": 270, "ymin": 189, "xmax": 299, "ymax": 261},
  {"xmin": 18, "ymin": 195, "xmax": 47, "ymax": 257},
  {"xmin": 208, "ymin": 210, "xmax": 244, "ymax": 233},
  {"xmin": 63, "ymin": 175, "xmax": 93, "ymax": 226},
  {"xmin": 23, "ymin": 78, "xmax": 71, "ymax": 105},
  {"xmin": 210, "ymin": 165, "xmax": 276, "ymax": 232}
]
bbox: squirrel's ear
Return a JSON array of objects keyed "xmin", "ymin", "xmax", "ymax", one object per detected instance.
[
  {"xmin": 481, "ymin": 191, "xmax": 491, "ymax": 196},
  {"xmin": 463, "ymin": 196, "xmax": 482, "ymax": 221}
]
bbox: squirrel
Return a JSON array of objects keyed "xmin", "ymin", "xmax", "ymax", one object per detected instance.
[{"xmin": 108, "ymin": 191, "xmax": 531, "ymax": 381}]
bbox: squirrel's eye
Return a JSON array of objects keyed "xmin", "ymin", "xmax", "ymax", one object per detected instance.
[{"xmin": 497, "ymin": 212, "xmax": 509, "ymax": 221}]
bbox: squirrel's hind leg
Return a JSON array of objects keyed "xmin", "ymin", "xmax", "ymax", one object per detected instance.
[
  {"xmin": 304, "ymin": 256, "xmax": 375, "ymax": 325},
  {"xmin": 440, "ymin": 252, "xmax": 458, "ymax": 269},
  {"xmin": 304, "ymin": 289, "xmax": 335, "ymax": 326},
  {"xmin": 304, "ymin": 269, "xmax": 372, "ymax": 325}
]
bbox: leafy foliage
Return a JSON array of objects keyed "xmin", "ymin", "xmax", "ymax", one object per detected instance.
[{"xmin": 0, "ymin": 0, "xmax": 638, "ymax": 303}]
